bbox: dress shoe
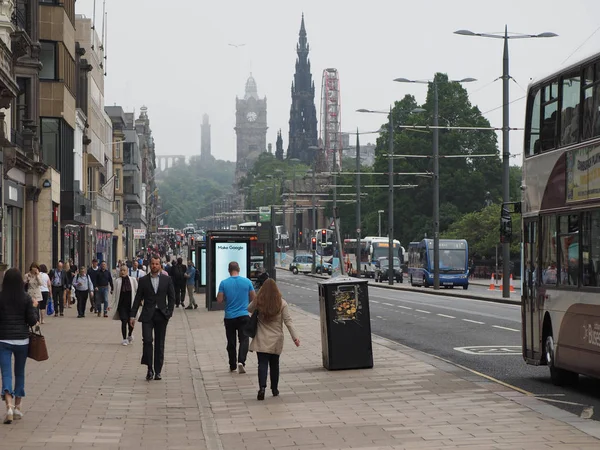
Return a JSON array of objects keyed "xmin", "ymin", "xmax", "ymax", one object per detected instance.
[
  {"xmin": 194, "ymin": 304, "xmax": 198, "ymax": 309},
  {"xmin": 257, "ymin": 389, "xmax": 265, "ymax": 401},
  {"xmin": 272, "ymin": 388, "xmax": 279, "ymax": 397},
  {"xmin": 185, "ymin": 306, "xmax": 193, "ymax": 310},
  {"xmin": 154, "ymin": 373, "xmax": 162, "ymax": 381},
  {"xmin": 146, "ymin": 370, "xmax": 154, "ymax": 381}
]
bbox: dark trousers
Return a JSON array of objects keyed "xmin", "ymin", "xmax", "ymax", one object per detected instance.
[
  {"xmin": 52, "ymin": 286, "xmax": 64, "ymax": 314},
  {"xmin": 75, "ymin": 290, "xmax": 89, "ymax": 317},
  {"xmin": 224, "ymin": 316, "xmax": 249, "ymax": 369},
  {"xmin": 141, "ymin": 310, "xmax": 168, "ymax": 374},
  {"xmin": 174, "ymin": 284, "xmax": 186, "ymax": 306},
  {"xmin": 257, "ymin": 352, "xmax": 280, "ymax": 390}
]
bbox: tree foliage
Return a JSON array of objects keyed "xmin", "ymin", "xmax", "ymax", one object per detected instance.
[
  {"xmin": 442, "ymin": 203, "xmax": 521, "ymax": 258},
  {"xmin": 157, "ymin": 156, "xmax": 235, "ymax": 228}
]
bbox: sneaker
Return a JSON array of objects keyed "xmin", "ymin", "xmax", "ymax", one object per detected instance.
[
  {"xmin": 238, "ymin": 363, "xmax": 246, "ymax": 374},
  {"xmin": 122, "ymin": 339, "xmax": 128, "ymax": 346},
  {"xmin": 127, "ymin": 334, "xmax": 134, "ymax": 343},
  {"xmin": 104, "ymin": 313, "xmax": 108, "ymax": 318},
  {"xmin": 13, "ymin": 407, "xmax": 23, "ymax": 420},
  {"xmin": 3, "ymin": 406, "xmax": 13, "ymax": 424}
]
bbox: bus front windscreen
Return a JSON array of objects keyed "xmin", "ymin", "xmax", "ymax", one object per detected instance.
[
  {"xmin": 429, "ymin": 249, "xmax": 466, "ymax": 272},
  {"xmin": 372, "ymin": 243, "xmax": 400, "ymax": 261}
]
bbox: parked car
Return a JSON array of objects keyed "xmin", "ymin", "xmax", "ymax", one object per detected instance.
[
  {"xmin": 374, "ymin": 257, "xmax": 403, "ymax": 283},
  {"xmin": 316, "ymin": 261, "xmax": 332, "ymax": 275}
]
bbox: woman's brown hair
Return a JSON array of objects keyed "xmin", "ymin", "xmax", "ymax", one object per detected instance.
[{"xmin": 256, "ymin": 278, "xmax": 283, "ymax": 322}]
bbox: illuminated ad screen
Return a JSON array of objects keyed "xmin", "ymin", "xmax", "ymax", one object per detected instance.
[
  {"xmin": 215, "ymin": 242, "xmax": 248, "ymax": 290},
  {"xmin": 201, "ymin": 248, "xmax": 207, "ymax": 286}
]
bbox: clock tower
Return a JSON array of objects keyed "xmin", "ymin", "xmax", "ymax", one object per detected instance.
[{"xmin": 235, "ymin": 74, "xmax": 267, "ymax": 180}]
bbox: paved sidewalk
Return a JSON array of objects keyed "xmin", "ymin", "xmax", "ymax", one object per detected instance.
[{"xmin": 2, "ymin": 297, "xmax": 600, "ymax": 449}]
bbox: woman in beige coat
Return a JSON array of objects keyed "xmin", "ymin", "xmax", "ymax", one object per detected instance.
[{"xmin": 248, "ymin": 279, "xmax": 300, "ymax": 400}]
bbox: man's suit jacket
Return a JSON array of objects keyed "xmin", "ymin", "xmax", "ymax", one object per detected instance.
[{"xmin": 131, "ymin": 273, "xmax": 175, "ymax": 323}]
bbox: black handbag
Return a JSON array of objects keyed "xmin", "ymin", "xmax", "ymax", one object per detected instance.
[{"xmin": 243, "ymin": 310, "xmax": 259, "ymax": 338}]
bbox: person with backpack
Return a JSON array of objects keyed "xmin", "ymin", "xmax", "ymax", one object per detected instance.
[
  {"xmin": 172, "ymin": 258, "xmax": 187, "ymax": 308},
  {"xmin": 73, "ymin": 266, "xmax": 94, "ymax": 318},
  {"xmin": 184, "ymin": 261, "xmax": 198, "ymax": 310}
]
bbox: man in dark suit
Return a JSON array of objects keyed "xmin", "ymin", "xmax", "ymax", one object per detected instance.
[{"xmin": 130, "ymin": 255, "xmax": 175, "ymax": 381}]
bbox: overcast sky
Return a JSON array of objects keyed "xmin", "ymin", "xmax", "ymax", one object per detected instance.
[{"xmin": 76, "ymin": 0, "xmax": 600, "ymax": 165}]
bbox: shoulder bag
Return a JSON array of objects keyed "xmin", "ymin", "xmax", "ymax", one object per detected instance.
[
  {"xmin": 28, "ymin": 325, "xmax": 49, "ymax": 361},
  {"xmin": 243, "ymin": 310, "xmax": 259, "ymax": 338}
]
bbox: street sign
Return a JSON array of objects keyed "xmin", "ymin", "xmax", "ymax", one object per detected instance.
[
  {"xmin": 133, "ymin": 228, "xmax": 146, "ymax": 239},
  {"xmin": 259, "ymin": 207, "xmax": 271, "ymax": 223},
  {"xmin": 356, "ymin": 228, "xmax": 361, "ymax": 233},
  {"xmin": 329, "ymin": 220, "xmax": 335, "ymax": 229}
]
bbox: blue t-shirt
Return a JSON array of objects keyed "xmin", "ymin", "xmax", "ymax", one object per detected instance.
[{"xmin": 218, "ymin": 275, "xmax": 254, "ymax": 319}]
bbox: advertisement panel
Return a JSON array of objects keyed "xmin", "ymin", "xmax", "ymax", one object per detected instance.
[
  {"xmin": 566, "ymin": 144, "xmax": 600, "ymax": 202},
  {"xmin": 133, "ymin": 228, "xmax": 146, "ymax": 239},
  {"xmin": 201, "ymin": 248, "xmax": 207, "ymax": 286},
  {"xmin": 214, "ymin": 242, "xmax": 248, "ymax": 290}
]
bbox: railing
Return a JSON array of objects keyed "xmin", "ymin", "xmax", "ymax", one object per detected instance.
[{"xmin": 11, "ymin": 2, "xmax": 29, "ymax": 33}]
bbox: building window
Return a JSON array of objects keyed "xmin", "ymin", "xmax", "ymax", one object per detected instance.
[
  {"xmin": 41, "ymin": 118, "xmax": 60, "ymax": 169},
  {"xmin": 40, "ymin": 41, "xmax": 57, "ymax": 80},
  {"xmin": 115, "ymin": 199, "xmax": 120, "ymax": 216},
  {"xmin": 115, "ymin": 169, "xmax": 120, "ymax": 190},
  {"xmin": 115, "ymin": 141, "xmax": 121, "ymax": 159}
]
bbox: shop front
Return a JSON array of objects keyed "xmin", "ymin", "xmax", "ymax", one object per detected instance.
[{"xmin": 4, "ymin": 180, "xmax": 24, "ymax": 272}]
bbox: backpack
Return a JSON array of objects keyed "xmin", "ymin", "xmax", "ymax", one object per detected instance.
[
  {"xmin": 194, "ymin": 268, "xmax": 200, "ymax": 282},
  {"xmin": 173, "ymin": 264, "xmax": 185, "ymax": 283}
]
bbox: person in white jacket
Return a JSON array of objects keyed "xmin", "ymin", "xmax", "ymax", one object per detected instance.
[{"xmin": 111, "ymin": 265, "xmax": 138, "ymax": 346}]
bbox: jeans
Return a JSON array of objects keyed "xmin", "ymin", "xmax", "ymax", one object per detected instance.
[
  {"xmin": 52, "ymin": 286, "xmax": 64, "ymax": 315},
  {"xmin": 224, "ymin": 316, "xmax": 249, "ymax": 370},
  {"xmin": 257, "ymin": 352, "xmax": 280, "ymax": 390},
  {"xmin": 95, "ymin": 287, "xmax": 109, "ymax": 314},
  {"xmin": 0, "ymin": 342, "xmax": 28, "ymax": 399},
  {"xmin": 174, "ymin": 284, "xmax": 186, "ymax": 306}
]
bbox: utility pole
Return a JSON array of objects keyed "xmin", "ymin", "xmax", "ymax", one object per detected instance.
[
  {"xmin": 433, "ymin": 81, "xmax": 440, "ymax": 290},
  {"xmin": 355, "ymin": 129, "xmax": 361, "ymax": 277},
  {"xmin": 501, "ymin": 28, "xmax": 510, "ymax": 298},
  {"xmin": 388, "ymin": 107, "xmax": 394, "ymax": 286},
  {"xmin": 311, "ymin": 163, "xmax": 316, "ymax": 274}
]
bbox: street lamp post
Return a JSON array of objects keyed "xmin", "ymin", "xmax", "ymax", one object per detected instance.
[
  {"xmin": 378, "ymin": 210, "xmax": 384, "ymax": 237},
  {"xmin": 394, "ymin": 76, "xmax": 476, "ymax": 289},
  {"xmin": 355, "ymin": 129, "xmax": 361, "ymax": 277},
  {"xmin": 454, "ymin": 27, "xmax": 556, "ymax": 298},
  {"xmin": 290, "ymin": 158, "xmax": 300, "ymax": 260}
]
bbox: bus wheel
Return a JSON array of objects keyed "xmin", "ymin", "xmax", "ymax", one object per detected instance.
[
  {"xmin": 292, "ymin": 267, "xmax": 298, "ymax": 275},
  {"xmin": 423, "ymin": 277, "xmax": 429, "ymax": 288},
  {"xmin": 545, "ymin": 334, "xmax": 578, "ymax": 386},
  {"xmin": 463, "ymin": 284, "xmax": 469, "ymax": 290}
]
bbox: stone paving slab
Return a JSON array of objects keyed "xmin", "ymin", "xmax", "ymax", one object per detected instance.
[{"xmin": 2, "ymin": 295, "xmax": 600, "ymax": 449}]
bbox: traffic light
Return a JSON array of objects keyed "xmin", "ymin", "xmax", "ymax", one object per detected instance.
[
  {"xmin": 190, "ymin": 237, "xmax": 195, "ymax": 246},
  {"xmin": 299, "ymin": 230, "xmax": 302, "ymax": 240},
  {"xmin": 311, "ymin": 237, "xmax": 317, "ymax": 251},
  {"xmin": 500, "ymin": 207, "xmax": 512, "ymax": 244},
  {"xmin": 321, "ymin": 229, "xmax": 327, "ymax": 245}
]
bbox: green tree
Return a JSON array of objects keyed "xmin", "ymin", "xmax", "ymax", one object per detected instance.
[{"xmin": 442, "ymin": 203, "xmax": 521, "ymax": 258}]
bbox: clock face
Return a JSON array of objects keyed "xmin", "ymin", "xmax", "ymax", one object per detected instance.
[{"xmin": 246, "ymin": 111, "xmax": 257, "ymax": 122}]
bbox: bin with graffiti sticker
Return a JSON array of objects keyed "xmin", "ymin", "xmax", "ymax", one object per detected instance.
[{"xmin": 318, "ymin": 277, "xmax": 372, "ymax": 370}]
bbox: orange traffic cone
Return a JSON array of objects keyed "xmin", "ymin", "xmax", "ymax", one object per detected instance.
[
  {"xmin": 488, "ymin": 273, "xmax": 496, "ymax": 291},
  {"xmin": 510, "ymin": 274, "xmax": 515, "ymax": 293}
]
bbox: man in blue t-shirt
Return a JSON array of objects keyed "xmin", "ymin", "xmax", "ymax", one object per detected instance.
[{"xmin": 217, "ymin": 261, "xmax": 256, "ymax": 373}]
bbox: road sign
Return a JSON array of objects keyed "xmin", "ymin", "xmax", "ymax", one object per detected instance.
[
  {"xmin": 259, "ymin": 207, "xmax": 271, "ymax": 223},
  {"xmin": 329, "ymin": 220, "xmax": 335, "ymax": 229},
  {"xmin": 357, "ymin": 228, "xmax": 361, "ymax": 233}
]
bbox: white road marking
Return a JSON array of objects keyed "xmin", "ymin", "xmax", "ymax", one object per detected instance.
[
  {"xmin": 397, "ymin": 305, "xmax": 412, "ymax": 310},
  {"xmin": 371, "ymin": 300, "xmax": 380, "ymax": 304},
  {"xmin": 437, "ymin": 314, "xmax": 456, "ymax": 319},
  {"xmin": 463, "ymin": 319, "xmax": 485, "ymax": 325},
  {"xmin": 382, "ymin": 302, "xmax": 394, "ymax": 306},
  {"xmin": 454, "ymin": 345, "xmax": 521, "ymax": 355},
  {"xmin": 415, "ymin": 309, "xmax": 431, "ymax": 314},
  {"xmin": 492, "ymin": 325, "xmax": 520, "ymax": 333},
  {"xmin": 376, "ymin": 316, "xmax": 383, "ymax": 319}
]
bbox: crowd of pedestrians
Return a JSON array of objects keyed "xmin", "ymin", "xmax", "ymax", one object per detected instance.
[{"xmin": 0, "ymin": 252, "xmax": 298, "ymax": 426}]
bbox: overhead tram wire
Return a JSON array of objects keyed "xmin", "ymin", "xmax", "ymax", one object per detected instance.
[{"xmin": 561, "ymin": 24, "xmax": 600, "ymax": 65}]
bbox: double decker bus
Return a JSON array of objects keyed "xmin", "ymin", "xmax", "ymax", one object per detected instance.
[
  {"xmin": 522, "ymin": 51, "xmax": 600, "ymax": 385},
  {"xmin": 407, "ymin": 239, "xmax": 469, "ymax": 289},
  {"xmin": 342, "ymin": 238, "xmax": 369, "ymax": 276},
  {"xmin": 315, "ymin": 228, "xmax": 334, "ymax": 259}
]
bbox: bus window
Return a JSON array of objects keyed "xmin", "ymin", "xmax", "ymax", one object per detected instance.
[
  {"xmin": 582, "ymin": 63, "xmax": 600, "ymax": 140},
  {"xmin": 526, "ymin": 88, "xmax": 541, "ymax": 156},
  {"xmin": 541, "ymin": 215, "xmax": 558, "ymax": 285},
  {"xmin": 541, "ymin": 80, "xmax": 559, "ymax": 152},
  {"xmin": 558, "ymin": 215, "xmax": 579, "ymax": 286},
  {"xmin": 582, "ymin": 210, "xmax": 600, "ymax": 287},
  {"xmin": 560, "ymin": 72, "xmax": 581, "ymax": 146}
]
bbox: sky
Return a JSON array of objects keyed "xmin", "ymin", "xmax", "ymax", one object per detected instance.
[{"xmin": 76, "ymin": 0, "xmax": 600, "ymax": 165}]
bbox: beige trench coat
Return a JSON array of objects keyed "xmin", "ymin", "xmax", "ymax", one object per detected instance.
[{"xmin": 248, "ymin": 299, "xmax": 299, "ymax": 355}]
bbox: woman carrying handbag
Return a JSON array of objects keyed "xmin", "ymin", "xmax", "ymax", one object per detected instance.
[
  {"xmin": 111, "ymin": 265, "xmax": 138, "ymax": 345},
  {"xmin": 248, "ymin": 279, "xmax": 300, "ymax": 401},
  {"xmin": 0, "ymin": 269, "xmax": 40, "ymax": 424}
]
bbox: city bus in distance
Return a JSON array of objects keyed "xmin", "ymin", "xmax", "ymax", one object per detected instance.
[
  {"xmin": 342, "ymin": 238, "xmax": 369, "ymax": 276},
  {"xmin": 362, "ymin": 236, "xmax": 403, "ymax": 278},
  {"xmin": 157, "ymin": 227, "xmax": 175, "ymax": 236},
  {"xmin": 315, "ymin": 228, "xmax": 334, "ymax": 259},
  {"xmin": 407, "ymin": 239, "xmax": 469, "ymax": 289},
  {"xmin": 521, "ymin": 51, "xmax": 600, "ymax": 385}
]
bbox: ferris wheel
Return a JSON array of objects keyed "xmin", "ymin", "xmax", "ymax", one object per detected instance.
[{"xmin": 319, "ymin": 68, "xmax": 342, "ymax": 171}]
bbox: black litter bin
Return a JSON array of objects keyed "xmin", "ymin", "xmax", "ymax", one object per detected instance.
[{"xmin": 318, "ymin": 276, "xmax": 373, "ymax": 370}]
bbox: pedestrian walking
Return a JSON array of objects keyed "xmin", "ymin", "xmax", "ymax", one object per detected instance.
[
  {"xmin": 130, "ymin": 255, "xmax": 175, "ymax": 381},
  {"xmin": 128, "ymin": 260, "xmax": 146, "ymax": 280},
  {"xmin": 37, "ymin": 265, "xmax": 52, "ymax": 324},
  {"xmin": 24, "ymin": 263, "xmax": 44, "ymax": 316},
  {"xmin": 63, "ymin": 262, "xmax": 74, "ymax": 308},
  {"xmin": 0, "ymin": 268, "xmax": 40, "ymax": 424},
  {"xmin": 87, "ymin": 259, "xmax": 100, "ymax": 313},
  {"xmin": 48, "ymin": 261, "xmax": 67, "ymax": 317},
  {"xmin": 94, "ymin": 261, "xmax": 114, "ymax": 318},
  {"xmin": 73, "ymin": 267, "xmax": 94, "ymax": 318},
  {"xmin": 171, "ymin": 258, "xmax": 187, "ymax": 308},
  {"xmin": 248, "ymin": 279, "xmax": 300, "ymax": 400},
  {"xmin": 184, "ymin": 260, "xmax": 198, "ymax": 309},
  {"xmin": 216, "ymin": 261, "xmax": 256, "ymax": 374},
  {"xmin": 112, "ymin": 265, "xmax": 138, "ymax": 346}
]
